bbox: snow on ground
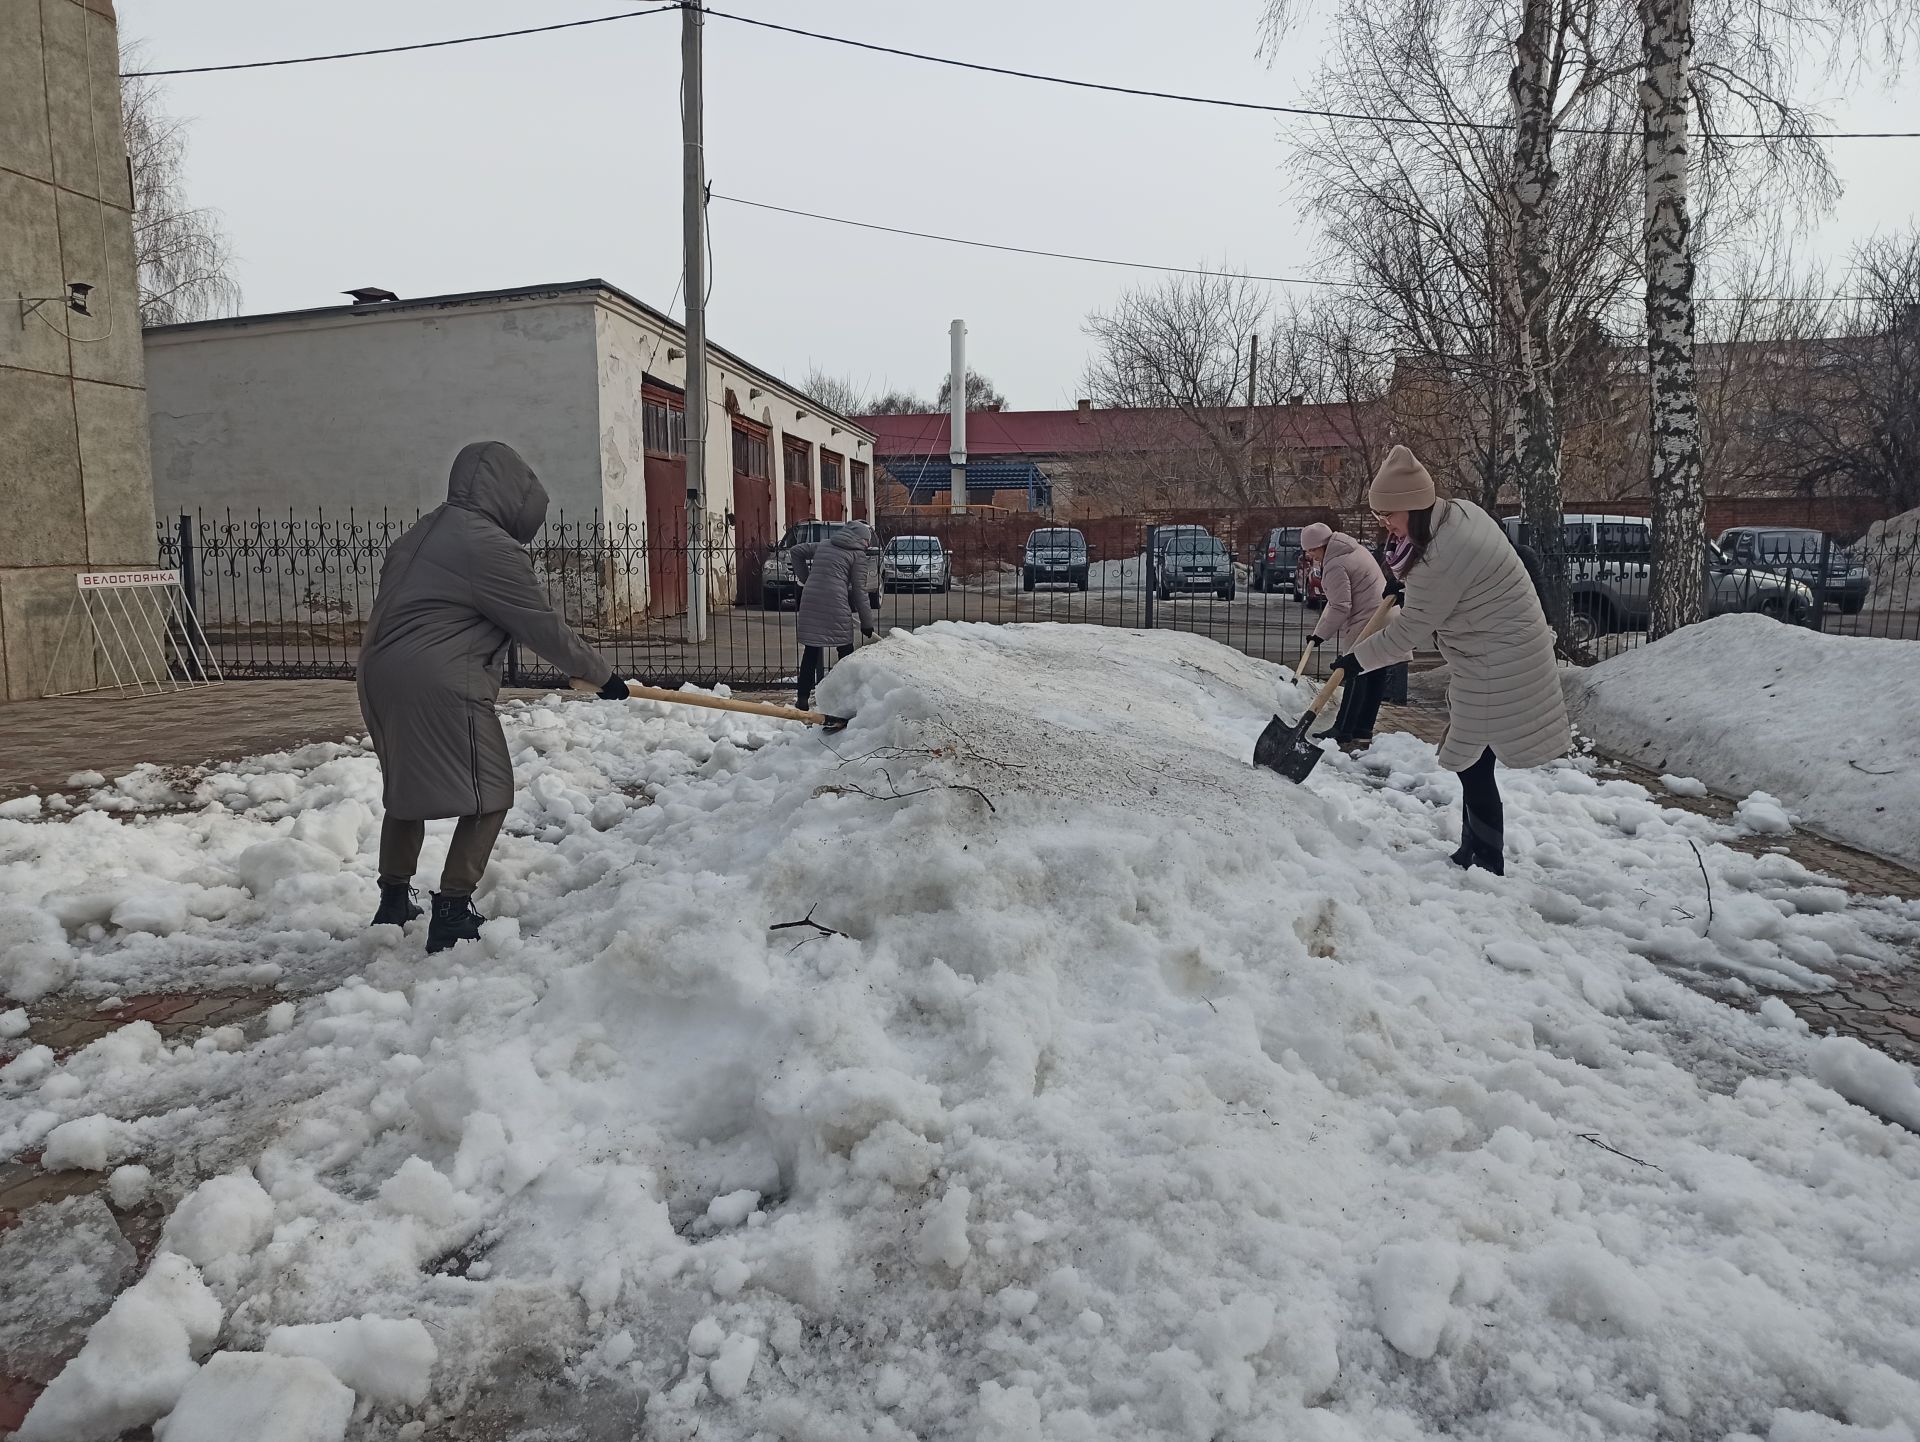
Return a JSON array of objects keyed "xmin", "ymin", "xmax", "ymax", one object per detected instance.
[
  {"xmin": 4, "ymin": 622, "xmax": 1920, "ymax": 1441},
  {"xmin": 1564, "ymin": 614, "xmax": 1920, "ymax": 867}
]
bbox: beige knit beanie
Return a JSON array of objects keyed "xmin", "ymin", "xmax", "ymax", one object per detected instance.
[
  {"xmin": 1300, "ymin": 522, "xmax": 1332, "ymax": 550},
  {"xmin": 1368, "ymin": 445, "xmax": 1437, "ymax": 512}
]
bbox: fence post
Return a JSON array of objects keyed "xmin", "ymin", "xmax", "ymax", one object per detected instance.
[
  {"xmin": 1143, "ymin": 525, "xmax": 1157, "ymax": 630},
  {"xmin": 1813, "ymin": 533, "xmax": 1831, "ymax": 628},
  {"xmin": 177, "ymin": 514, "xmax": 198, "ymax": 621}
]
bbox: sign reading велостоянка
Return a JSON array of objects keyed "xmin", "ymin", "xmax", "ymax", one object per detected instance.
[{"xmin": 76, "ymin": 570, "xmax": 181, "ymax": 590}]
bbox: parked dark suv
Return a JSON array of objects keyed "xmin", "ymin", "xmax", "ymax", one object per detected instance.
[
  {"xmin": 1500, "ymin": 513, "xmax": 1815, "ymax": 642},
  {"xmin": 1252, "ymin": 527, "xmax": 1303, "ymax": 594},
  {"xmin": 1156, "ymin": 534, "xmax": 1236, "ymax": 601},
  {"xmin": 1716, "ymin": 527, "xmax": 1869, "ymax": 614}
]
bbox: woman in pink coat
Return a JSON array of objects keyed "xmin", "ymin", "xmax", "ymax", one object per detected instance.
[{"xmin": 1301, "ymin": 521, "xmax": 1393, "ymax": 746}]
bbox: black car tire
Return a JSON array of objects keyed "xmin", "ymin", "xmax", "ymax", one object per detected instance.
[
  {"xmin": 1569, "ymin": 598, "xmax": 1611, "ymax": 644},
  {"xmin": 1074, "ymin": 569, "xmax": 1089, "ymax": 592},
  {"xmin": 1841, "ymin": 596, "xmax": 1865, "ymax": 615},
  {"xmin": 1022, "ymin": 568, "xmax": 1035, "ymax": 592},
  {"xmin": 761, "ymin": 592, "xmax": 780, "ymax": 611}
]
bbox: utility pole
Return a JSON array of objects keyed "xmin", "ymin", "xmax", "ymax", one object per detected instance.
[
  {"xmin": 681, "ymin": 0, "xmax": 709, "ymax": 643},
  {"xmin": 949, "ymin": 319, "xmax": 967, "ymax": 515}
]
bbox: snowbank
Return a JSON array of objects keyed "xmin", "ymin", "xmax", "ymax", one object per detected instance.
[
  {"xmin": 1564, "ymin": 613, "xmax": 1920, "ymax": 866},
  {"xmin": 4, "ymin": 623, "xmax": 1920, "ymax": 1440},
  {"xmin": 1860, "ymin": 506, "xmax": 1920, "ymax": 612}
]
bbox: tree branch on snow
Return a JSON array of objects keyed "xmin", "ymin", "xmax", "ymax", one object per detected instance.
[
  {"xmin": 768, "ymin": 905, "xmax": 850, "ymax": 943},
  {"xmin": 1576, "ymin": 1132, "xmax": 1662, "ymax": 1170}
]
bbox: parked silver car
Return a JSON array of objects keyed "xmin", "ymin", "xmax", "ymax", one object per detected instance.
[
  {"xmin": 1501, "ymin": 512, "xmax": 1816, "ymax": 642},
  {"xmin": 882, "ymin": 535, "xmax": 951, "ymax": 593},
  {"xmin": 1023, "ymin": 527, "xmax": 1090, "ymax": 591},
  {"xmin": 760, "ymin": 522, "xmax": 882, "ymax": 611},
  {"xmin": 1716, "ymin": 526, "xmax": 1870, "ymax": 614}
]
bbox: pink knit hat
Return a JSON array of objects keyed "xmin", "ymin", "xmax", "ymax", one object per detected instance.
[
  {"xmin": 1300, "ymin": 522, "xmax": 1332, "ymax": 550},
  {"xmin": 1368, "ymin": 445, "xmax": 1437, "ymax": 511}
]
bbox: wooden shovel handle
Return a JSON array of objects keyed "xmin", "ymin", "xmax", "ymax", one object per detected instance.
[
  {"xmin": 570, "ymin": 678, "xmax": 842, "ymax": 728},
  {"xmin": 1300, "ymin": 594, "xmax": 1400, "ymax": 719}
]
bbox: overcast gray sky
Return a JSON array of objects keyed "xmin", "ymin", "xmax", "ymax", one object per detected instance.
[{"xmin": 119, "ymin": 1, "xmax": 1920, "ymax": 409}]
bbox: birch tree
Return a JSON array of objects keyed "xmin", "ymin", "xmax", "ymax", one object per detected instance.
[
  {"xmin": 120, "ymin": 43, "xmax": 240, "ymax": 326},
  {"xmin": 1637, "ymin": 0, "xmax": 1914, "ymax": 636},
  {"xmin": 1263, "ymin": 0, "xmax": 1642, "ymax": 643}
]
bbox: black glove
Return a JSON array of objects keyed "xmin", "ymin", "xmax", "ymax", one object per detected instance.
[
  {"xmin": 861, "ymin": 627, "xmax": 876, "ymax": 640},
  {"xmin": 1382, "ymin": 577, "xmax": 1405, "ymax": 601},
  {"xmin": 1332, "ymin": 653, "xmax": 1365, "ymax": 683},
  {"xmin": 597, "ymin": 673, "xmax": 630, "ymax": 701},
  {"xmin": 1303, "ymin": 636, "xmax": 1322, "ymax": 651}
]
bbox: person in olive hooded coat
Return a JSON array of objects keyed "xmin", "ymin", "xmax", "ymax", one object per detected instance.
[{"xmin": 358, "ymin": 441, "xmax": 625, "ymax": 951}]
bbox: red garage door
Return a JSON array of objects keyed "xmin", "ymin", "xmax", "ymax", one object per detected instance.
[
  {"xmin": 784, "ymin": 439, "xmax": 812, "ymax": 526},
  {"xmin": 733, "ymin": 419, "xmax": 774, "ymax": 604},
  {"xmin": 820, "ymin": 449, "xmax": 846, "ymax": 522}
]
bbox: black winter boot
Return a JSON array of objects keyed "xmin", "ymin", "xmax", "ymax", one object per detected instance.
[
  {"xmin": 371, "ymin": 882, "xmax": 423, "ymax": 928},
  {"xmin": 426, "ymin": 893, "xmax": 485, "ymax": 954}
]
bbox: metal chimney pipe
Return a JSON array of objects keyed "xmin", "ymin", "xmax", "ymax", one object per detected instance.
[{"xmin": 949, "ymin": 319, "xmax": 967, "ymax": 515}]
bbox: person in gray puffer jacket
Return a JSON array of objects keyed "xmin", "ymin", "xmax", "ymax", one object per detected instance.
[
  {"xmin": 790, "ymin": 520, "xmax": 876, "ymax": 710},
  {"xmin": 358, "ymin": 441, "xmax": 626, "ymax": 952}
]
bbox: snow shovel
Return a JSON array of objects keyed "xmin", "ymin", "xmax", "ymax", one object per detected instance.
[
  {"xmin": 570, "ymin": 678, "xmax": 850, "ymax": 732},
  {"xmin": 1253, "ymin": 595, "xmax": 1399, "ymax": 782}
]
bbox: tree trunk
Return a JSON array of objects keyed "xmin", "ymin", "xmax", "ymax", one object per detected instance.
[
  {"xmin": 1641, "ymin": 0, "xmax": 1706, "ymax": 639},
  {"xmin": 1506, "ymin": 0, "xmax": 1573, "ymax": 645}
]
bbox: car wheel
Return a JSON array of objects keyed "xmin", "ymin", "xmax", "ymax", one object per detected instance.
[
  {"xmin": 1157, "ymin": 584, "xmax": 1172, "ymax": 602},
  {"xmin": 1568, "ymin": 600, "xmax": 1607, "ymax": 644},
  {"xmin": 761, "ymin": 593, "xmax": 779, "ymax": 611},
  {"xmin": 1841, "ymin": 596, "xmax": 1865, "ymax": 615},
  {"xmin": 1074, "ymin": 570, "xmax": 1089, "ymax": 591},
  {"xmin": 1023, "ymin": 569, "xmax": 1036, "ymax": 592}
]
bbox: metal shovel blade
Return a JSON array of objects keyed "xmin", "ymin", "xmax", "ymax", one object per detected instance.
[{"xmin": 1253, "ymin": 714, "xmax": 1323, "ymax": 782}]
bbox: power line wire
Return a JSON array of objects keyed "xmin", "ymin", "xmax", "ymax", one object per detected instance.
[
  {"xmin": 119, "ymin": 1, "xmax": 1920, "ymax": 143},
  {"xmin": 698, "ymin": 5, "xmax": 1920, "ymax": 142},
  {"xmin": 712, "ymin": 192, "xmax": 1355, "ymax": 289},
  {"xmin": 122, "ymin": 4, "xmax": 680, "ymax": 77},
  {"xmin": 712, "ymin": 192, "xmax": 1869, "ymax": 304}
]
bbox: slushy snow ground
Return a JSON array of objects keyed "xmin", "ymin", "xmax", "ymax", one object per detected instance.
[
  {"xmin": 1565, "ymin": 614, "xmax": 1920, "ymax": 868},
  {"xmin": 4, "ymin": 622, "xmax": 1920, "ymax": 1441}
]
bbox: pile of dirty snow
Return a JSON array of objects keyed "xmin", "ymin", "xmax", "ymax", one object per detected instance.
[
  {"xmin": 1565, "ymin": 613, "xmax": 1920, "ymax": 866},
  {"xmin": 4, "ymin": 622, "xmax": 1920, "ymax": 1441},
  {"xmin": 1860, "ymin": 506, "xmax": 1920, "ymax": 612}
]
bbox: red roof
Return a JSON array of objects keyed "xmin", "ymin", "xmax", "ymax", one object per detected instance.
[{"xmin": 855, "ymin": 403, "xmax": 1370, "ymax": 461}]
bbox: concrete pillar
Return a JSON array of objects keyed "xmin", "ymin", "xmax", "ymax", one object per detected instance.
[{"xmin": 0, "ymin": 0, "xmax": 156, "ymax": 699}]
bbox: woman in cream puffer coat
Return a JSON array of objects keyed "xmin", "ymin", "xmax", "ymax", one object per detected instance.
[{"xmin": 1341, "ymin": 446, "xmax": 1569, "ymax": 873}]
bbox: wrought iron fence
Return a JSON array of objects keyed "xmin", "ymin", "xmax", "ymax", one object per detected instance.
[{"xmin": 155, "ymin": 508, "xmax": 1919, "ymax": 689}]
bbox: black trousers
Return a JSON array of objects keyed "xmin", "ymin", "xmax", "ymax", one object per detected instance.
[
  {"xmin": 378, "ymin": 812, "xmax": 507, "ymax": 896},
  {"xmin": 1456, "ymin": 747, "xmax": 1505, "ymax": 871},
  {"xmin": 797, "ymin": 644, "xmax": 854, "ymax": 708},
  {"xmin": 1331, "ymin": 667, "xmax": 1387, "ymax": 740}
]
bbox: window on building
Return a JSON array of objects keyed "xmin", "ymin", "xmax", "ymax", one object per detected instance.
[
  {"xmin": 785, "ymin": 441, "xmax": 811, "ymax": 488},
  {"xmin": 850, "ymin": 459, "xmax": 868, "ymax": 496},
  {"xmin": 732, "ymin": 424, "xmax": 771, "ymax": 478},
  {"xmin": 643, "ymin": 389, "xmax": 685, "ymax": 456},
  {"xmin": 821, "ymin": 450, "xmax": 844, "ymax": 493}
]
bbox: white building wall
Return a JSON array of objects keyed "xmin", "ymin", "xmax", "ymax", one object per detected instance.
[
  {"xmin": 145, "ymin": 298, "xmax": 604, "ymax": 525},
  {"xmin": 591, "ymin": 291, "xmax": 875, "ymax": 575}
]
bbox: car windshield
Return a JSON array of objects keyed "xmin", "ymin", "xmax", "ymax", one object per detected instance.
[
  {"xmin": 887, "ymin": 539, "xmax": 940, "ymax": 555},
  {"xmin": 1170, "ymin": 539, "xmax": 1226, "ymax": 559},
  {"xmin": 1273, "ymin": 530, "xmax": 1300, "ymax": 548},
  {"xmin": 1028, "ymin": 530, "xmax": 1083, "ymax": 547}
]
